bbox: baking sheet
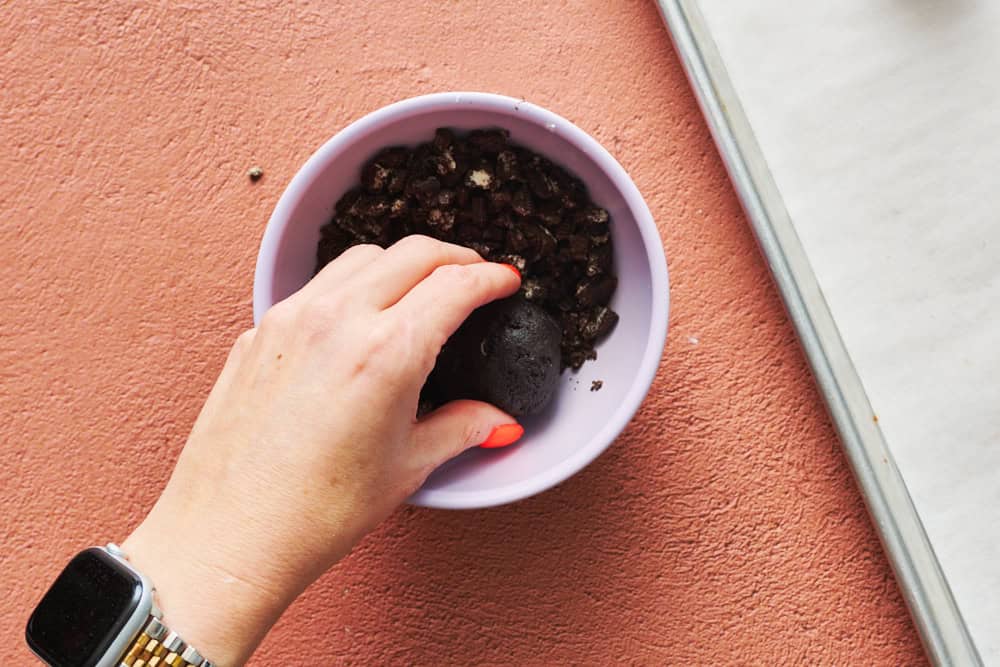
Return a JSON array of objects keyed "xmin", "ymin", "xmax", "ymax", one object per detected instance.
[{"xmin": 658, "ymin": 1, "xmax": 997, "ymax": 664}]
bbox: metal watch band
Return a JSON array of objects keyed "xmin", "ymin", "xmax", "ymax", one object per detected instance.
[
  {"xmin": 118, "ymin": 616, "xmax": 215, "ymax": 667},
  {"xmin": 104, "ymin": 543, "xmax": 215, "ymax": 667}
]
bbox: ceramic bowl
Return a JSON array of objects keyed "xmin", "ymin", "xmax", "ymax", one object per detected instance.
[{"xmin": 253, "ymin": 92, "xmax": 669, "ymax": 508}]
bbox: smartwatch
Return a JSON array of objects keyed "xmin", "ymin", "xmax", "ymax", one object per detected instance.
[{"xmin": 25, "ymin": 544, "xmax": 214, "ymax": 667}]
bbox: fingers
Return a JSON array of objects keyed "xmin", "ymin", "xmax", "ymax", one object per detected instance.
[
  {"xmin": 299, "ymin": 243, "xmax": 385, "ymax": 300},
  {"xmin": 358, "ymin": 235, "xmax": 485, "ymax": 309},
  {"xmin": 409, "ymin": 400, "xmax": 523, "ymax": 468},
  {"xmin": 388, "ymin": 261, "xmax": 521, "ymax": 355}
]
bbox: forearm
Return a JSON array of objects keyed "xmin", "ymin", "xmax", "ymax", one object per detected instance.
[{"xmin": 122, "ymin": 509, "xmax": 298, "ymax": 666}]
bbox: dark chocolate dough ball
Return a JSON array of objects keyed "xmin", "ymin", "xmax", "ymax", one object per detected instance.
[{"xmin": 430, "ymin": 297, "xmax": 562, "ymax": 416}]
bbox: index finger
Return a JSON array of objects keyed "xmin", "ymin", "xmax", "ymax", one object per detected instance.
[
  {"xmin": 387, "ymin": 262, "xmax": 521, "ymax": 353},
  {"xmin": 356, "ymin": 235, "xmax": 484, "ymax": 309}
]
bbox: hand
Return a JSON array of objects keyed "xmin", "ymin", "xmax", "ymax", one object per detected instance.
[{"xmin": 122, "ymin": 236, "xmax": 522, "ymax": 665}]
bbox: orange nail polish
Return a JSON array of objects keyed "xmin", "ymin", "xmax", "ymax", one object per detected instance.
[
  {"xmin": 500, "ymin": 263, "xmax": 521, "ymax": 281},
  {"xmin": 480, "ymin": 423, "xmax": 524, "ymax": 448}
]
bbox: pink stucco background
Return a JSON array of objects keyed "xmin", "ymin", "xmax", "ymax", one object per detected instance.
[{"xmin": 1, "ymin": 1, "xmax": 925, "ymax": 664}]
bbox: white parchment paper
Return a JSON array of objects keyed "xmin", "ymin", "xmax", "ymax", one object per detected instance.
[{"xmin": 696, "ymin": 2, "xmax": 1000, "ymax": 660}]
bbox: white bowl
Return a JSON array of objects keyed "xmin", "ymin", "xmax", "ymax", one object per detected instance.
[{"xmin": 253, "ymin": 92, "xmax": 669, "ymax": 508}]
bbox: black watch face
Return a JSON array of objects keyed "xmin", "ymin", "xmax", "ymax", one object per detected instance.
[{"xmin": 26, "ymin": 548, "xmax": 143, "ymax": 667}]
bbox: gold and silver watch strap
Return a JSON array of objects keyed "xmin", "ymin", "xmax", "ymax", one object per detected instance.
[{"xmin": 119, "ymin": 616, "xmax": 214, "ymax": 667}]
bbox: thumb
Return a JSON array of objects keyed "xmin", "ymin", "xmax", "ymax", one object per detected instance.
[{"xmin": 411, "ymin": 400, "xmax": 524, "ymax": 467}]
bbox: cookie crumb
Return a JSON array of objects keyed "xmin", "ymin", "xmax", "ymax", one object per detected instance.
[
  {"xmin": 466, "ymin": 168, "xmax": 493, "ymax": 189},
  {"xmin": 590, "ymin": 380, "xmax": 603, "ymax": 392},
  {"xmin": 247, "ymin": 166, "xmax": 264, "ymax": 182}
]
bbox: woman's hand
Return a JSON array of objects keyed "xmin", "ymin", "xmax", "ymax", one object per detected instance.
[{"xmin": 122, "ymin": 236, "xmax": 522, "ymax": 665}]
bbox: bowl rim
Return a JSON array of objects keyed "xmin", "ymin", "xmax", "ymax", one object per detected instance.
[{"xmin": 253, "ymin": 91, "xmax": 669, "ymax": 509}]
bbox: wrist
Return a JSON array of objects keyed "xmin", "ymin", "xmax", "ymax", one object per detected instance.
[{"xmin": 122, "ymin": 512, "xmax": 297, "ymax": 666}]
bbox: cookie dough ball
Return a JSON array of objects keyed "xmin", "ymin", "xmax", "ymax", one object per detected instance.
[{"xmin": 430, "ymin": 297, "xmax": 562, "ymax": 416}]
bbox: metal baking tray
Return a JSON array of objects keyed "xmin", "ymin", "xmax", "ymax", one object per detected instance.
[{"xmin": 654, "ymin": 2, "xmax": 981, "ymax": 664}]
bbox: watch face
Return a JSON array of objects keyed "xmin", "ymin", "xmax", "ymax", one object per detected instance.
[{"xmin": 26, "ymin": 548, "xmax": 143, "ymax": 667}]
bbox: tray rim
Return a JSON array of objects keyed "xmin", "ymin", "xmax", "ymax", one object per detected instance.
[{"xmin": 654, "ymin": 1, "xmax": 982, "ymax": 664}]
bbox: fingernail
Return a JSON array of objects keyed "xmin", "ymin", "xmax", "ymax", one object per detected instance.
[
  {"xmin": 480, "ymin": 423, "xmax": 524, "ymax": 448},
  {"xmin": 500, "ymin": 263, "xmax": 521, "ymax": 281}
]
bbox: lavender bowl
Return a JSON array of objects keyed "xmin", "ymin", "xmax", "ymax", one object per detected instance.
[{"xmin": 253, "ymin": 92, "xmax": 669, "ymax": 509}]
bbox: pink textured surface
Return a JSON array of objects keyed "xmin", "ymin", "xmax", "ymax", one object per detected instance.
[{"xmin": 0, "ymin": 1, "xmax": 924, "ymax": 665}]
